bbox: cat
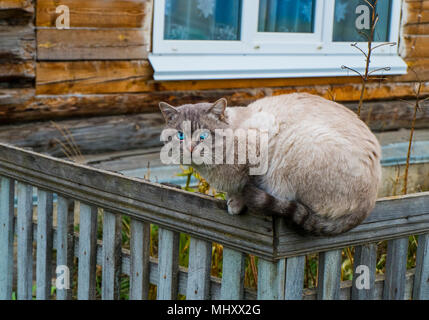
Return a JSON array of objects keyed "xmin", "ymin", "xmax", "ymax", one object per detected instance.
[{"xmin": 159, "ymin": 93, "xmax": 381, "ymax": 236}]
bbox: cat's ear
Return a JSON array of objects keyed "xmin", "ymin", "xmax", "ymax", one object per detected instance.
[
  {"xmin": 209, "ymin": 98, "xmax": 227, "ymax": 121},
  {"xmin": 159, "ymin": 102, "xmax": 179, "ymax": 123}
]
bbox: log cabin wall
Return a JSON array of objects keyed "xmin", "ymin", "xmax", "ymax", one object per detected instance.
[{"xmin": 0, "ymin": 0, "xmax": 428, "ymax": 154}]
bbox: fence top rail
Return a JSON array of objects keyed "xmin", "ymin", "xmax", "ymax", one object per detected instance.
[{"xmin": 1, "ymin": 142, "xmax": 429, "ymax": 260}]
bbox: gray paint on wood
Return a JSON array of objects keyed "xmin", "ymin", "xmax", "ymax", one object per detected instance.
[
  {"xmin": 352, "ymin": 243, "xmax": 377, "ymax": 300},
  {"xmin": 275, "ymin": 191, "xmax": 429, "ymax": 259},
  {"xmin": 56, "ymin": 196, "xmax": 74, "ymax": 300},
  {"xmin": 413, "ymin": 234, "xmax": 429, "ymax": 300},
  {"xmin": 16, "ymin": 182, "xmax": 33, "ymax": 300},
  {"xmin": 101, "ymin": 210, "xmax": 122, "ymax": 300},
  {"xmin": 130, "ymin": 219, "xmax": 151, "ymax": 300},
  {"xmin": 284, "ymin": 255, "xmax": 305, "ymax": 300},
  {"xmin": 36, "ymin": 189, "xmax": 53, "ymax": 300},
  {"xmin": 0, "ymin": 177, "xmax": 15, "ymax": 300},
  {"xmin": 186, "ymin": 237, "xmax": 212, "ymax": 300},
  {"xmin": 317, "ymin": 250, "xmax": 342, "ymax": 300},
  {"xmin": 220, "ymin": 248, "xmax": 245, "ymax": 300},
  {"xmin": 0, "ymin": 143, "xmax": 274, "ymax": 260},
  {"xmin": 384, "ymin": 237, "xmax": 409, "ymax": 300},
  {"xmin": 157, "ymin": 228, "xmax": 180, "ymax": 300},
  {"xmin": 77, "ymin": 203, "xmax": 98, "ymax": 300},
  {"xmin": 257, "ymin": 259, "xmax": 284, "ymax": 300}
]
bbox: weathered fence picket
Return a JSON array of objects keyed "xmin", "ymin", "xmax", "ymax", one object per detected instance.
[
  {"xmin": 16, "ymin": 182, "xmax": 33, "ymax": 300},
  {"xmin": 101, "ymin": 211, "xmax": 122, "ymax": 300},
  {"xmin": 157, "ymin": 228, "xmax": 180, "ymax": 300},
  {"xmin": 284, "ymin": 255, "xmax": 305, "ymax": 300},
  {"xmin": 1, "ymin": 143, "xmax": 429, "ymax": 301},
  {"xmin": 56, "ymin": 196, "xmax": 74, "ymax": 300},
  {"xmin": 220, "ymin": 248, "xmax": 245, "ymax": 300},
  {"xmin": 77, "ymin": 203, "xmax": 98, "ymax": 300},
  {"xmin": 384, "ymin": 237, "xmax": 409, "ymax": 300},
  {"xmin": 413, "ymin": 234, "xmax": 429, "ymax": 300},
  {"xmin": 129, "ymin": 219, "xmax": 151, "ymax": 300},
  {"xmin": 317, "ymin": 250, "xmax": 342, "ymax": 300},
  {"xmin": 36, "ymin": 189, "xmax": 53, "ymax": 300},
  {"xmin": 186, "ymin": 237, "xmax": 212, "ymax": 300},
  {"xmin": 0, "ymin": 177, "xmax": 15, "ymax": 300},
  {"xmin": 257, "ymin": 259, "xmax": 284, "ymax": 300},
  {"xmin": 352, "ymin": 243, "xmax": 377, "ymax": 300}
]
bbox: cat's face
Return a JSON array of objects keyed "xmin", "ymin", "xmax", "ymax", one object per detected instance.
[{"xmin": 159, "ymin": 98, "xmax": 229, "ymax": 166}]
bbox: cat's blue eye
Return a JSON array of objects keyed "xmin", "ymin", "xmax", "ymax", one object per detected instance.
[
  {"xmin": 200, "ymin": 132, "xmax": 209, "ymax": 141},
  {"xmin": 177, "ymin": 131, "xmax": 185, "ymax": 140}
]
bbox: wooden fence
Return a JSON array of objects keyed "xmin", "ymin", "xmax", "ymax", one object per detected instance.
[{"xmin": 0, "ymin": 142, "xmax": 428, "ymax": 300}]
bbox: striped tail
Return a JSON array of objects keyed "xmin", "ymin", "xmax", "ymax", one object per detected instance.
[{"xmin": 242, "ymin": 184, "xmax": 367, "ymax": 236}]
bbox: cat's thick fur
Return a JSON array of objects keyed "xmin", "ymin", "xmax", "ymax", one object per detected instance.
[{"xmin": 159, "ymin": 93, "xmax": 382, "ymax": 236}]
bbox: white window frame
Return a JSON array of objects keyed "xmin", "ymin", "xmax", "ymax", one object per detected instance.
[{"xmin": 150, "ymin": 0, "xmax": 407, "ymax": 80}]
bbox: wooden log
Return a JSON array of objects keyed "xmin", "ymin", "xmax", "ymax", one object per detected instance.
[
  {"xmin": 36, "ymin": 189, "xmax": 53, "ymax": 300},
  {"xmin": 317, "ymin": 250, "xmax": 342, "ymax": 300},
  {"xmin": 1, "ymin": 87, "xmax": 429, "ymax": 128},
  {"xmin": 384, "ymin": 237, "xmax": 409, "ymax": 300},
  {"xmin": 157, "ymin": 228, "xmax": 179, "ymax": 300},
  {"xmin": 0, "ymin": 112, "xmax": 165, "ymax": 157},
  {"xmin": 0, "ymin": 177, "xmax": 15, "ymax": 300},
  {"xmin": 55, "ymin": 196, "xmax": 74, "ymax": 300},
  {"xmin": 77, "ymin": 203, "xmax": 98, "ymax": 300},
  {"xmin": 101, "ymin": 211, "xmax": 122, "ymax": 300},
  {"xmin": 0, "ymin": 61, "xmax": 34, "ymax": 82},
  {"xmin": 129, "ymin": 219, "xmax": 150, "ymax": 300},
  {"xmin": 36, "ymin": 61, "xmax": 153, "ymax": 95},
  {"xmin": 352, "ymin": 243, "xmax": 377, "ymax": 300},
  {"xmin": 0, "ymin": 0, "xmax": 34, "ymax": 25},
  {"xmin": 0, "ymin": 25, "xmax": 35, "ymax": 61},
  {"xmin": 413, "ymin": 233, "xmax": 429, "ymax": 299},
  {"xmin": 16, "ymin": 182, "xmax": 33, "ymax": 300},
  {"xmin": 36, "ymin": 0, "xmax": 153, "ymax": 29},
  {"xmin": 220, "ymin": 248, "xmax": 245, "ymax": 300},
  {"xmin": 186, "ymin": 237, "xmax": 212, "ymax": 300},
  {"xmin": 37, "ymin": 29, "xmax": 149, "ymax": 60}
]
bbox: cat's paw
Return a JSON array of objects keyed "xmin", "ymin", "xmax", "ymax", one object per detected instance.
[{"xmin": 227, "ymin": 196, "xmax": 246, "ymax": 215}]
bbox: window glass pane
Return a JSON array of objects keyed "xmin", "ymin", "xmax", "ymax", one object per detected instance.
[
  {"xmin": 164, "ymin": 0, "xmax": 241, "ymax": 40},
  {"xmin": 258, "ymin": 0, "xmax": 315, "ymax": 33},
  {"xmin": 333, "ymin": 0, "xmax": 392, "ymax": 42}
]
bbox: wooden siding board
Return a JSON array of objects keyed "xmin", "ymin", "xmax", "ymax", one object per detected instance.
[
  {"xmin": 36, "ymin": 0, "xmax": 152, "ymax": 29},
  {"xmin": 37, "ymin": 29, "xmax": 149, "ymax": 60}
]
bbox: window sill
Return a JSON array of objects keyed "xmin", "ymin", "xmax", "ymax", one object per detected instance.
[{"xmin": 148, "ymin": 54, "xmax": 408, "ymax": 81}]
